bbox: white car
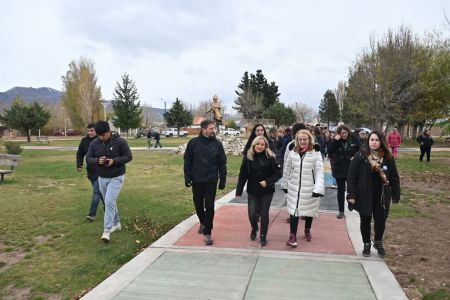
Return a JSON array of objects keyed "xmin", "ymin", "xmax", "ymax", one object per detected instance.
[
  {"xmin": 222, "ymin": 128, "xmax": 240, "ymax": 136},
  {"xmin": 163, "ymin": 128, "xmax": 188, "ymax": 137}
]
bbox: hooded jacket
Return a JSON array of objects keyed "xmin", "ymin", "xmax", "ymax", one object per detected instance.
[
  {"xmin": 86, "ymin": 135, "xmax": 132, "ymax": 178},
  {"xmin": 281, "ymin": 150, "xmax": 325, "ymax": 217}
]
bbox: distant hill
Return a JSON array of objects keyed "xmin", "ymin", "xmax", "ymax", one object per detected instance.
[{"xmin": 0, "ymin": 87, "xmax": 63, "ymax": 106}]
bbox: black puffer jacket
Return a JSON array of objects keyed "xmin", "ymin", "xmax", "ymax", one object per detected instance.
[
  {"xmin": 76, "ymin": 135, "xmax": 98, "ymax": 180},
  {"xmin": 327, "ymin": 136, "xmax": 360, "ymax": 178},
  {"xmin": 184, "ymin": 135, "xmax": 227, "ymax": 184},
  {"xmin": 236, "ymin": 153, "xmax": 281, "ymax": 196},
  {"xmin": 346, "ymin": 152, "xmax": 400, "ymax": 216},
  {"xmin": 417, "ymin": 134, "xmax": 433, "ymax": 148},
  {"xmin": 86, "ymin": 136, "xmax": 132, "ymax": 178}
]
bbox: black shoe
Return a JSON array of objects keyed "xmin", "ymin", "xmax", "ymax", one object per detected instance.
[
  {"xmin": 336, "ymin": 211, "xmax": 345, "ymax": 219},
  {"xmin": 362, "ymin": 242, "xmax": 371, "ymax": 257},
  {"xmin": 260, "ymin": 236, "xmax": 267, "ymax": 246},
  {"xmin": 250, "ymin": 229, "xmax": 257, "ymax": 241},
  {"xmin": 373, "ymin": 240, "xmax": 385, "ymax": 258},
  {"xmin": 204, "ymin": 234, "xmax": 213, "ymax": 246}
]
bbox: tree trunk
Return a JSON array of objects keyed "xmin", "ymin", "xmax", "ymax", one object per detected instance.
[
  {"xmin": 26, "ymin": 129, "xmax": 31, "ymax": 142},
  {"xmin": 412, "ymin": 124, "xmax": 418, "ymax": 140}
]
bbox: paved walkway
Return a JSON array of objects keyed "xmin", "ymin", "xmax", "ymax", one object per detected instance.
[{"xmin": 82, "ymin": 159, "xmax": 407, "ymax": 300}]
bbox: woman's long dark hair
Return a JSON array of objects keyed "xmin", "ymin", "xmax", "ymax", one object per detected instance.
[
  {"xmin": 360, "ymin": 130, "xmax": 393, "ymax": 160},
  {"xmin": 243, "ymin": 124, "xmax": 271, "ymax": 154}
]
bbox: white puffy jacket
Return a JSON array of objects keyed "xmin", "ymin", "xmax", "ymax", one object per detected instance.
[{"xmin": 281, "ymin": 150, "xmax": 325, "ymax": 217}]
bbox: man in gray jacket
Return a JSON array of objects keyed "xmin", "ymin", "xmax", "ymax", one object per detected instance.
[{"xmin": 87, "ymin": 121, "xmax": 133, "ymax": 242}]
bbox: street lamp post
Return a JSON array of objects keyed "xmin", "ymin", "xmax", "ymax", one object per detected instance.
[
  {"xmin": 161, "ymin": 98, "xmax": 167, "ymax": 130},
  {"xmin": 101, "ymin": 100, "xmax": 108, "ymax": 121}
]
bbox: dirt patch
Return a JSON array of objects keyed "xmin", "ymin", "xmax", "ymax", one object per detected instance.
[
  {"xmin": 34, "ymin": 235, "xmax": 51, "ymax": 244},
  {"xmin": 2, "ymin": 285, "xmax": 31, "ymax": 300},
  {"xmin": 386, "ymin": 169, "xmax": 450, "ymax": 299},
  {"xmin": 0, "ymin": 250, "xmax": 27, "ymax": 272}
]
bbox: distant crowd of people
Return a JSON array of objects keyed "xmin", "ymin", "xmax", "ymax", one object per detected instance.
[{"xmin": 75, "ymin": 120, "xmax": 440, "ymax": 258}]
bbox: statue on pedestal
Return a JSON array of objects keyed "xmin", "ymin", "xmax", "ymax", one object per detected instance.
[{"xmin": 207, "ymin": 95, "xmax": 223, "ymax": 124}]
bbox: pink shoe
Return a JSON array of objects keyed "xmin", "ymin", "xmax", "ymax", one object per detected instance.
[
  {"xmin": 304, "ymin": 229, "xmax": 312, "ymax": 242},
  {"xmin": 286, "ymin": 233, "xmax": 297, "ymax": 248}
]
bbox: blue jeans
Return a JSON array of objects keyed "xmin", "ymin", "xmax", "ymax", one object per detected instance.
[
  {"xmin": 154, "ymin": 139, "xmax": 162, "ymax": 148},
  {"xmin": 98, "ymin": 175, "xmax": 124, "ymax": 232},
  {"xmin": 88, "ymin": 178, "xmax": 104, "ymax": 216}
]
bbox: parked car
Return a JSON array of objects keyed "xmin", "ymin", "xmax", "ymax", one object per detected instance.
[
  {"xmin": 222, "ymin": 128, "xmax": 240, "ymax": 136},
  {"xmin": 356, "ymin": 127, "xmax": 372, "ymax": 134},
  {"xmin": 163, "ymin": 128, "xmax": 188, "ymax": 137}
]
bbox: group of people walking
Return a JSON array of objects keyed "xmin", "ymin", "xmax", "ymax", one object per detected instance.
[
  {"xmin": 73, "ymin": 120, "xmax": 449, "ymax": 258},
  {"xmin": 183, "ymin": 120, "xmax": 402, "ymax": 258}
]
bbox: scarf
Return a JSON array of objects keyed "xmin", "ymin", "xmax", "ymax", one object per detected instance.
[{"xmin": 368, "ymin": 148, "xmax": 384, "ymax": 171}]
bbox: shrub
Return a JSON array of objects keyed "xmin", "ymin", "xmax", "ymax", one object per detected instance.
[{"xmin": 4, "ymin": 142, "xmax": 23, "ymax": 155}]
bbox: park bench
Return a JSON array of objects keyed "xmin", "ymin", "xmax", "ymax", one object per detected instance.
[
  {"xmin": 35, "ymin": 136, "xmax": 50, "ymax": 144},
  {"xmin": 0, "ymin": 154, "xmax": 21, "ymax": 183}
]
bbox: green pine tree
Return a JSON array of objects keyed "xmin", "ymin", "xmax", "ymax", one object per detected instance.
[
  {"xmin": 111, "ymin": 73, "xmax": 142, "ymax": 137},
  {"xmin": 164, "ymin": 98, "xmax": 193, "ymax": 135},
  {"xmin": 319, "ymin": 90, "xmax": 340, "ymax": 127}
]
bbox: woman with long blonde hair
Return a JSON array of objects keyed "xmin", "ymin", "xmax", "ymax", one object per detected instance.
[
  {"xmin": 281, "ymin": 130, "xmax": 325, "ymax": 248},
  {"xmin": 236, "ymin": 136, "xmax": 281, "ymax": 246}
]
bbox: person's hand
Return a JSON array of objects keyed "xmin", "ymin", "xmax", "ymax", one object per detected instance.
[
  {"xmin": 218, "ymin": 180, "xmax": 226, "ymax": 190},
  {"xmin": 392, "ymin": 198, "xmax": 400, "ymax": 204},
  {"xmin": 185, "ymin": 181, "xmax": 192, "ymax": 188},
  {"xmin": 282, "ymin": 188, "xmax": 288, "ymax": 194},
  {"xmin": 312, "ymin": 192, "xmax": 323, "ymax": 198},
  {"xmin": 107, "ymin": 159, "xmax": 114, "ymax": 167},
  {"xmin": 259, "ymin": 181, "xmax": 267, "ymax": 188},
  {"xmin": 347, "ymin": 198, "xmax": 355, "ymax": 204},
  {"xmin": 335, "ymin": 134, "xmax": 341, "ymax": 140},
  {"xmin": 235, "ymin": 195, "xmax": 241, "ymax": 200},
  {"xmin": 99, "ymin": 156, "xmax": 107, "ymax": 165},
  {"xmin": 77, "ymin": 167, "xmax": 82, "ymax": 172}
]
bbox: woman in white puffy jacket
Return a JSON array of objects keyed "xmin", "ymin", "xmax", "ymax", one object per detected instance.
[{"xmin": 281, "ymin": 129, "xmax": 325, "ymax": 248}]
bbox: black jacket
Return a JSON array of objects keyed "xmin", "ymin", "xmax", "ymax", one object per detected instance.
[
  {"xmin": 346, "ymin": 152, "xmax": 401, "ymax": 216},
  {"xmin": 417, "ymin": 134, "xmax": 433, "ymax": 148},
  {"xmin": 236, "ymin": 153, "xmax": 281, "ymax": 196},
  {"xmin": 184, "ymin": 135, "xmax": 227, "ymax": 184},
  {"xmin": 327, "ymin": 136, "xmax": 360, "ymax": 178},
  {"xmin": 276, "ymin": 134, "xmax": 293, "ymax": 170},
  {"xmin": 76, "ymin": 135, "xmax": 98, "ymax": 180},
  {"xmin": 86, "ymin": 136, "xmax": 133, "ymax": 178}
]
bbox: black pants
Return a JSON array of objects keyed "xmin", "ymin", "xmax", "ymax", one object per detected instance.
[
  {"xmin": 192, "ymin": 182, "xmax": 217, "ymax": 235},
  {"xmin": 290, "ymin": 215, "xmax": 313, "ymax": 235},
  {"xmin": 248, "ymin": 193, "xmax": 273, "ymax": 237},
  {"xmin": 336, "ymin": 178, "xmax": 347, "ymax": 212},
  {"xmin": 360, "ymin": 201, "xmax": 386, "ymax": 243},
  {"xmin": 419, "ymin": 146, "xmax": 431, "ymax": 162}
]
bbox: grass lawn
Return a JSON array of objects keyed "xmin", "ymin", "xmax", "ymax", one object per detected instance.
[
  {"xmin": 0, "ymin": 150, "xmax": 242, "ymax": 299},
  {"xmin": 5, "ymin": 136, "xmax": 192, "ymax": 148}
]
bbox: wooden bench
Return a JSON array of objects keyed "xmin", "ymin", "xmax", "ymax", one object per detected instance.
[
  {"xmin": 35, "ymin": 136, "xmax": 50, "ymax": 144},
  {"xmin": 0, "ymin": 154, "xmax": 21, "ymax": 183}
]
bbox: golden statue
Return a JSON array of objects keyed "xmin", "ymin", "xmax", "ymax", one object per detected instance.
[{"xmin": 207, "ymin": 94, "xmax": 223, "ymax": 124}]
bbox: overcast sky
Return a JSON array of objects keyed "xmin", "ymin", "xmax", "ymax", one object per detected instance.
[{"xmin": 1, "ymin": 0, "xmax": 449, "ymax": 112}]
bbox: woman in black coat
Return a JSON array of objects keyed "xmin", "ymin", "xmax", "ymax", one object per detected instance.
[
  {"xmin": 236, "ymin": 136, "xmax": 281, "ymax": 246},
  {"xmin": 326, "ymin": 124, "xmax": 360, "ymax": 218},
  {"xmin": 242, "ymin": 124, "xmax": 275, "ymax": 155},
  {"xmin": 346, "ymin": 130, "xmax": 400, "ymax": 258}
]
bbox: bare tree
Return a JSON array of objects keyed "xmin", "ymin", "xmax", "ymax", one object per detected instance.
[
  {"xmin": 334, "ymin": 80, "xmax": 347, "ymax": 113},
  {"xmin": 233, "ymin": 86, "xmax": 264, "ymax": 119},
  {"xmin": 291, "ymin": 101, "xmax": 317, "ymax": 124}
]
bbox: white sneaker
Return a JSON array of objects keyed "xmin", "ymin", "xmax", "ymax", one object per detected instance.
[
  {"xmin": 101, "ymin": 231, "xmax": 110, "ymax": 242},
  {"xmin": 110, "ymin": 223, "xmax": 122, "ymax": 233}
]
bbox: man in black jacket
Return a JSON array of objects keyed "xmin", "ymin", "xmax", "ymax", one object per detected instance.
[
  {"xmin": 327, "ymin": 124, "xmax": 360, "ymax": 219},
  {"xmin": 76, "ymin": 123, "xmax": 104, "ymax": 221},
  {"xmin": 87, "ymin": 121, "xmax": 133, "ymax": 242},
  {"xmin": 184, "ymin": 119, "xmax": 227, "ymax": 245}
]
